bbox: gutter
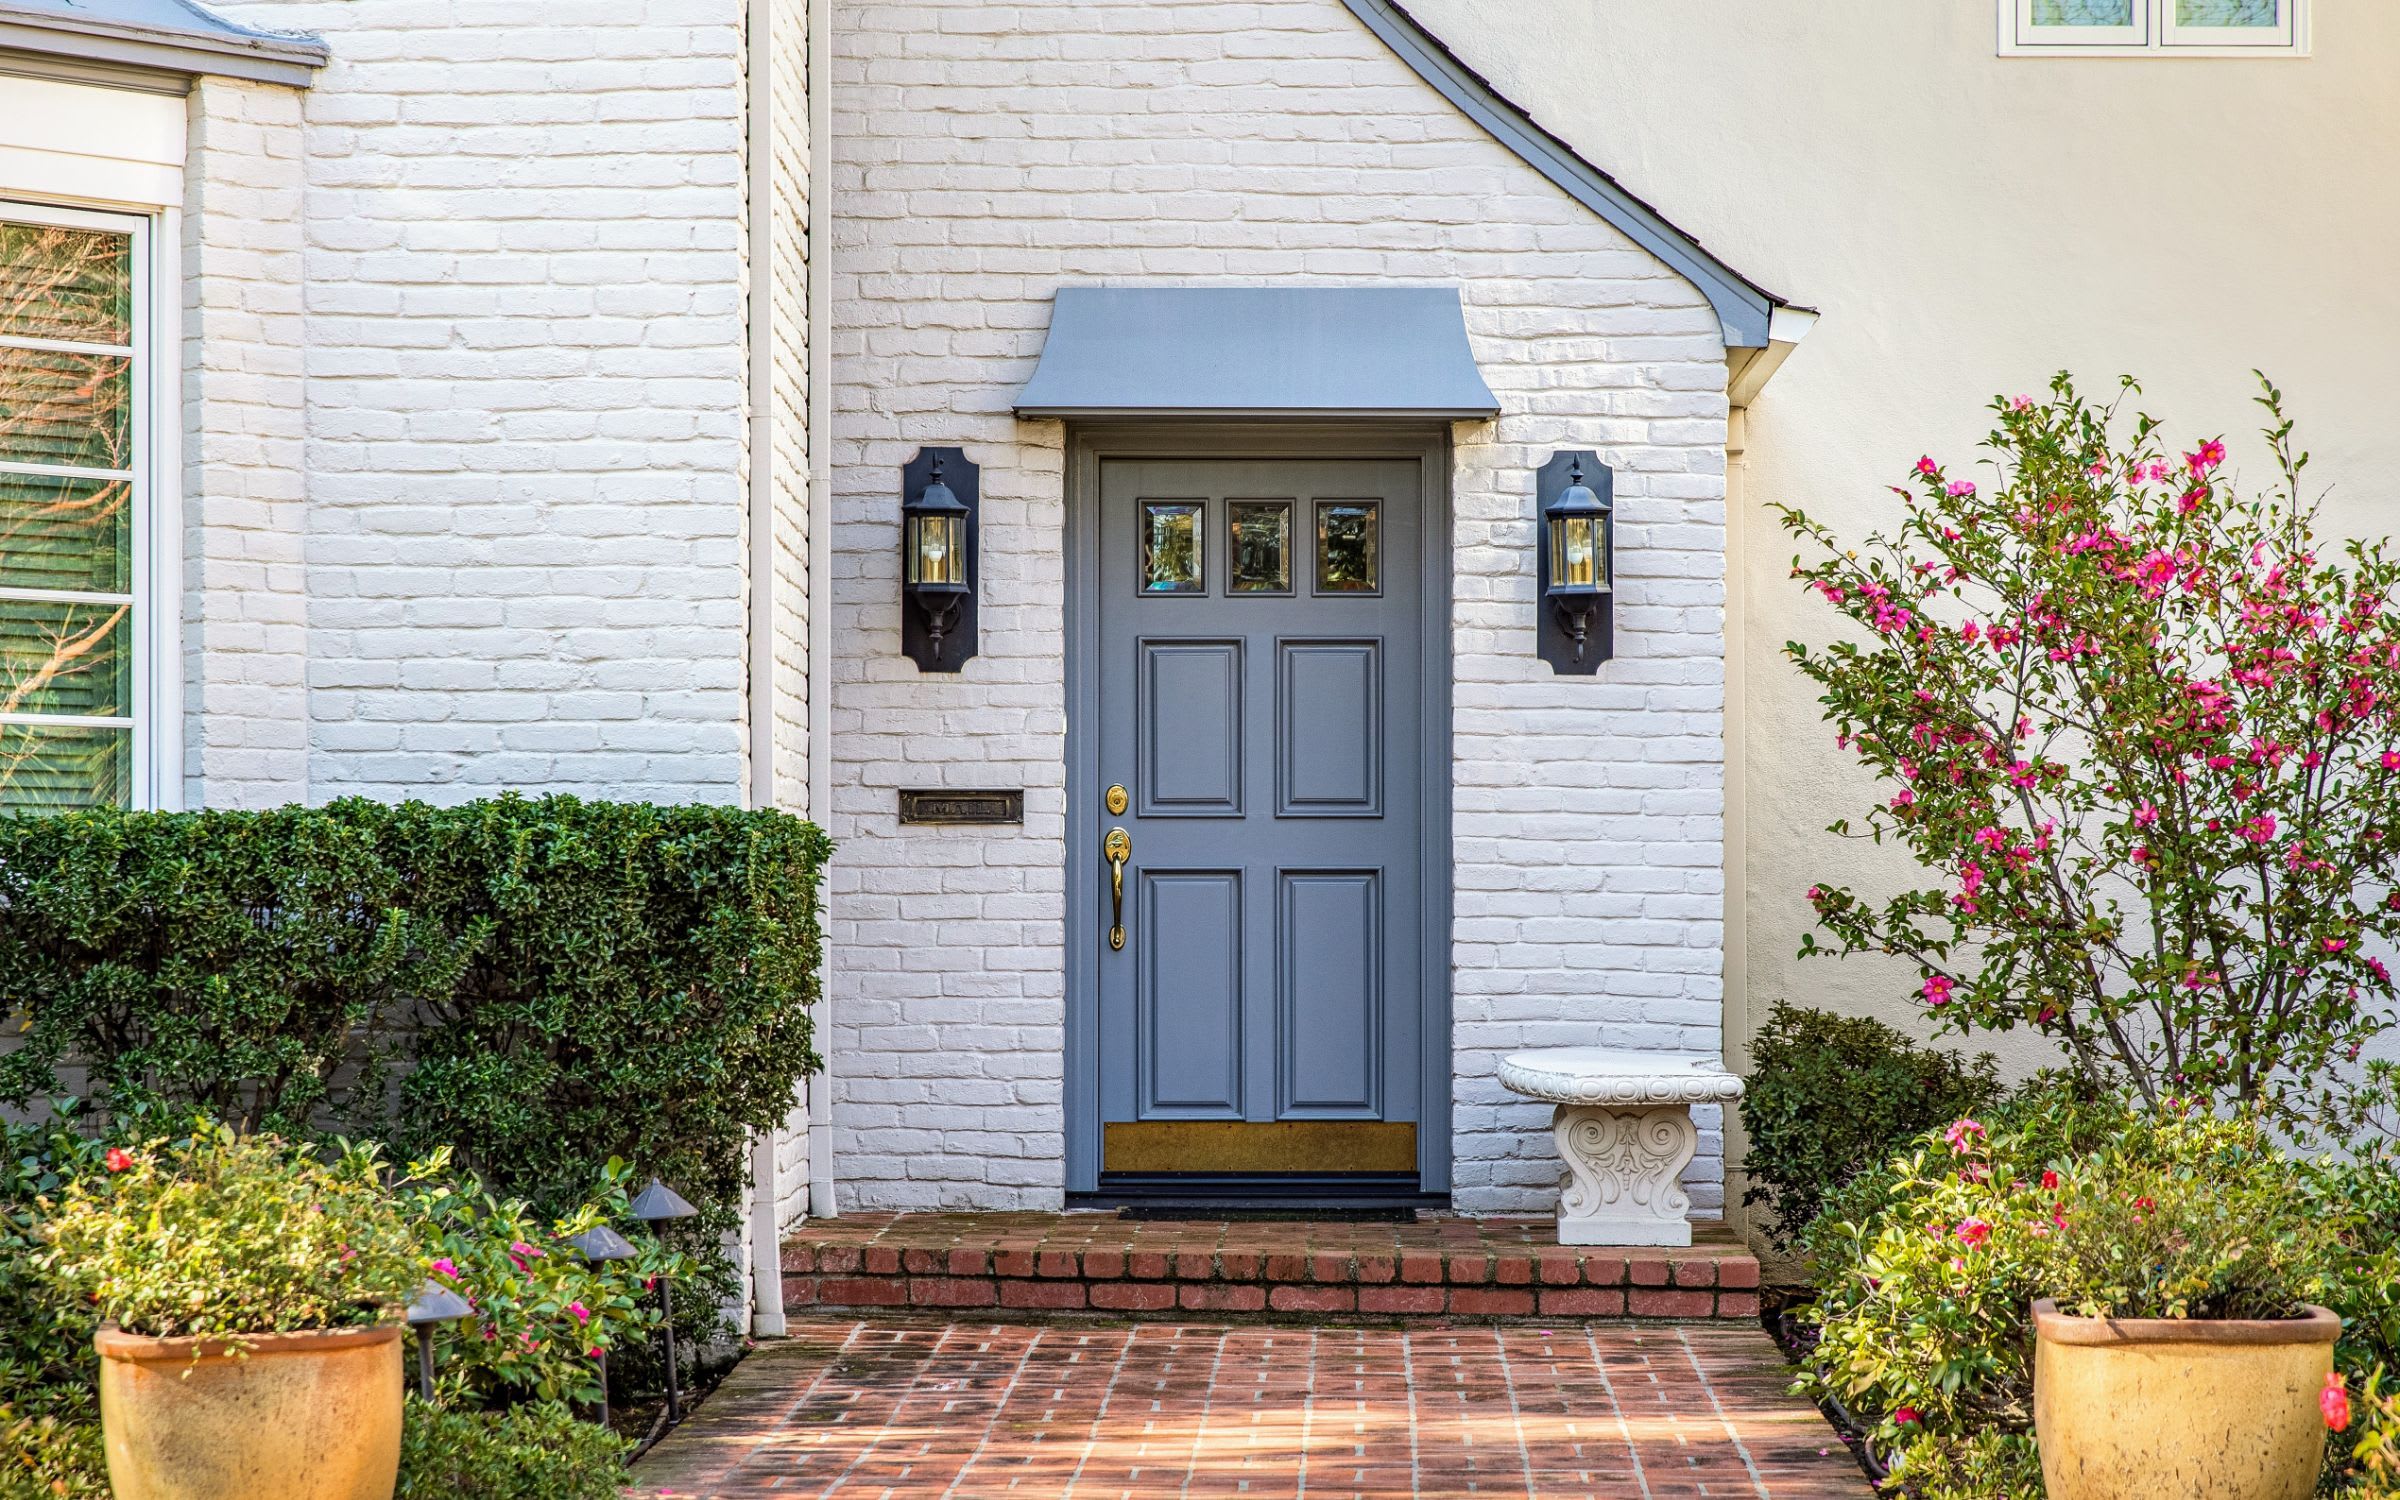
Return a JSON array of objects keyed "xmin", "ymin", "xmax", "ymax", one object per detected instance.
[
  {"xmin": 743, "ymin": 0, "xmax": 786, "ymax": 1338},
  {"xmin": 804, "ymin": 0, "xmax": 838, "ymax": 1224}
]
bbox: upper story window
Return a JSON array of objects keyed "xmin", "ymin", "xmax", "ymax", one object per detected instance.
[
  {"xmin": 2001, "ymin": 0, "xmax": 2309, "ymax": 55},
  {"xmin": 0, "ymin": 204, "xmax": 161, "ymax": 812}
]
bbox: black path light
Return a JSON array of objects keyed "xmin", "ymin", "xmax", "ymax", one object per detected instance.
[
  {"xmin": 899, "ymin": 446, "xmax": 979, "ymax": 673},
  {"xmin": 404, "ymin": 1280, "xmax": 473, "ymax": 1402},
  {"xmin": 1537, "ymin": 450, "xmax": 1615, "ymax": 673},
  {"xmin": 567, "ymin": 1224, "xmax": 639, "ymax": 1428},
  {"xmin": 628, "ymin": 1177, "xmax": 698, "ymax": 1422}
]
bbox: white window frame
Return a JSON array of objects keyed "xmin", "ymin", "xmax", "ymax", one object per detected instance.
[
  {"xmin": 2001, "ymin": 0, "xmax": 2309, "ymax": 56},
  {"xmin": 0, "ymin": 198, "xmax": 182, "ymax": 811}
]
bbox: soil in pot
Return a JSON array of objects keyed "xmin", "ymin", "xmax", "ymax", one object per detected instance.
[
  {"xmin": 96, "ymin": 1323, "xmax": 404, "ymax": 1500},
  {"xmin": 2032, "ymin": 1298, "xmax": 2338, "ymax": 1500}
]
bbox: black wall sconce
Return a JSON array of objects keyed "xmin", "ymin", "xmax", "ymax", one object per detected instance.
[
  {"xmin": 1537, "ymin": 449, "xmax": 1614, "ymax": 673},
  {"xmin": 901, "ymin": 446, "xmax": 979, "ymax": 672}
]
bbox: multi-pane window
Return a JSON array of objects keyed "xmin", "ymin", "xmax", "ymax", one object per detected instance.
[
  {"xmin": 2003, "ymin": 0, "xmax": 2307, "ymax": 54},
  {"xmin": 0, "ymin": 206, "xmax": 150, "ymax": 811}
]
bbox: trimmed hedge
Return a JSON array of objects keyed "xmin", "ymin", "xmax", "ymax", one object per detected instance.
[
  {"xmin": 0, "ymin": 795, "xmax": 830, "ymax": 1226},
  {"xmin": 1739, "ymin": 1001, "xmax": 2000, "ymax": 1249}
]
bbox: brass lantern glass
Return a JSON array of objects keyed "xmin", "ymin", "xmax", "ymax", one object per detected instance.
[
  {"xmin": 904, "ymin": 458, "xmax": 970, "ymax": 588},
  {"xmin": 1544, "ymin": 460, "xmax": 1611, "ymax": 598}
]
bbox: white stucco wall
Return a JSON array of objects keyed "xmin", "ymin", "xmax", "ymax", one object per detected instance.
[
  {"xmin": 1396, "ymin": 0, "xmax": 2400, "ymax": 1225},
  {"xmin": 825, "ymin": 0, "xmax": 1736, "ymax": 1213}
]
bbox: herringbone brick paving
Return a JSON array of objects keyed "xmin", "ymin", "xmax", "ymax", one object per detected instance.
[{"xmin": 630, "ymin": 1317, "xmax": 1869, "ymax": 1498}]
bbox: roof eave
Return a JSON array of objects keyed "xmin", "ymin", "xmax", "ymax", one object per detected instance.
[
  {"xmin": 0, "ymin": 3, "xmax": 326, "ymax": 88},
  {"xmin": 1341, "ymin": 0, "xmax": 1789, "ymax": 350}
]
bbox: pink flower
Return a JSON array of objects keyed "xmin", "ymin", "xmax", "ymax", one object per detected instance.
[
  {"xmin": 2326, "ymin": 938, "xmax": 2348, "ymax": 954},
  {"xmin": 1943, "ymin": 1118, "xmax": 1986, "ymax": 1150},
  {"xmin": 2381, "ymin": 751, "xmax": 2400, "ymax": 771},
  {"xmin": 2178, "ymin": 485, "xmax": 2207, "ymax": 514},
  {"xmin": 506, "ymin": 1241, "xmax": 545, "ymax": 1273},
  {"xmin": 2323, "ymin": 1372, "xmax": 2351, "ymax": 1433},
  {"xmin": 568, "ymin": 1302, "xmax": 591, "ymax": 1325},
  {"xmin": 1921, "ymin": 974, "xmax": 1955, "ymax": 1008},
  {"xmin": 1893, "ymin": 1407, "xmax": 1921, "ymax": 1426},
  {"xmin": 103, "ymin": 1148, "xmax": 133, "ymax": 1174},
  {"xmin": 432, "ymin": 1258, "xmax": 460, "ymax": 1280},
  {"xmin": 2133, "ymin": 802, "xmax": 2160, "ymax": 828},
  {"xmin": 1954, "ymin": 1217, "xmax": 1992, "ymax": 1248},
  {"xmin": 1915, "ymin": 456, "xmax": 1939, "ymax": 478},
  {"xmin": 2041, "ymin": 1170, "xmax": 2060, "ymax": 1191},
  {"xmin": 1945, "ymin": 480, "xmax": 1976, "ymax": 499},
  {"xmin": 2238, "ymin": 814, "xmax": 2277, "ymax": 846}
]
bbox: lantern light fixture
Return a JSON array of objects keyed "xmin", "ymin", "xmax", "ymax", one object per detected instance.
[
  {"xmin": 1537, "ymin": 450, "xmax": 1615, "ymax": 672},
  {"xmin": 900, "ymin": 447, "xmax": 980, "ymax": 672},
  {"xmin": 567, "ymin": 1224, "xmax": 641, "ymax": 1427}
]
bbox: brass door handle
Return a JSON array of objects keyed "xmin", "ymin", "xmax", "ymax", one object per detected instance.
[{"xmin": 1104, "ymin": 827, "xmax": 1131, "ymax": 951}]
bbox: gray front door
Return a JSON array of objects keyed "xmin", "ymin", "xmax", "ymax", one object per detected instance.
[{"xmin": 1095, "ymin": 456, "xmax": 1425, "ymax": 1182}]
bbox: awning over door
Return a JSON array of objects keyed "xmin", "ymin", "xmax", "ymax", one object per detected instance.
[{"xmin": 1013, "ymin": 286, "xmax": 1501, "ymax": 420}]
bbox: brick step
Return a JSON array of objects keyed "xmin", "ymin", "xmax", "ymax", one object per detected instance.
[{"xmin": 781, "ymin": 1212, "xmax": 1759, "ymax": 1322}]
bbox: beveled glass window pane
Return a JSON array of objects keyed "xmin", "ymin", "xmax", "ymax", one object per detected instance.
[
  {"xmin": 1314, "ymin": 500, "xmax": 1379, "ymax": 594},
  {"xmin": 0, "ymin": 348, "xmax": 132, "ymax": 470},
  {"xmin": 0, "ymin": 221, "xmax": 131, "ymax": 346},
  {"xmin": 0, "ymin": 722, "xmax": 130, "ymax": 811},
  {"xmin": 2177, "ymin": 0, "xmax": 2277, "ymax": 22},
  {"xmin": 0, "ymin": 598, "xmax": 131, "ymax": 717},
  {"xmin": 1139, "ymin": 501, "xmax": 1204, "ymax": 594},
  {"xmin": 0, "ymin": 473, "xmax": 131, "ymax": 594},
  {"xmin": 2032, "ymin": 0, "xmax": 2135, "ymax": 21},
  {"xmin": 1227, "ymin": 500, "xmax": 1292, "ymax": 594}
]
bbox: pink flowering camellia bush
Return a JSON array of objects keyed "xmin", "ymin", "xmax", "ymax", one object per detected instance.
[{"xmin": 1781, "ymin": 373, "xmax": 2400, "ymax": 1125}]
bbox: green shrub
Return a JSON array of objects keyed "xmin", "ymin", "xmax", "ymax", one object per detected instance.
[
  {"xmin": 399, "ymin": 1155, "xmax": 687, "ymax": 1408},
  {"xmin": 0, "ymin": 1109, "xmax": 110, "ymax": 1415},
  {"xmin": 1801, "ymin": 1094, "xmax": 2400, "ymax": 1497},
  {"xmin": 0, "ymin": 1409, "xmax": 104, "ymax": 1500},
  {"xmin": 41, "ymin": 1126, "xmax": 425, "ymax": 1340},
  {"xmin": 0, "ymin": 804, "xmax": 472, "ymax": 1136},
  {"xmin": 0, "ymin": 795, "xmax": 830, "ymax": 1234},
  {"xmin": 1740, "ymin": 1002, "xmax": 2000, "ymax": 1248},
  {"xmin": 395, "ymin": 1399, "xmax": 629, "ymax": 1500}
]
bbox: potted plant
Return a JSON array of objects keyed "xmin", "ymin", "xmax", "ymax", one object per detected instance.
[
  {"xmin": 2026, "ymin": 1113, "xmax": 2348, "ymax": 1500},
  {"xmin": 41, "ymin": 1127, "xmax": 425, "ymax": 1500}
]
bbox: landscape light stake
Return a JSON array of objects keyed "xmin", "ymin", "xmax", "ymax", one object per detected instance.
[
  {"xmin": 567, "ymin": 1223, "xmax": 640, "ymax": 1427},
  {"xmin": 403, "ymin": 1281, "xmax": 472, "ymax": 1402},
  {"xmin": 628, "ymin": 1177, "xmax": 699, "ymax": 1421}
]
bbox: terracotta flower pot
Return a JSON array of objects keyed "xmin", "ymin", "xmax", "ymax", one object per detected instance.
[
  {"xmin": 95, "ymin": 1323, "xmax": 404, "ymax": 1500},
  {"xmin": 2032, "ymin": 1298, "xmax": 2338, "ymax": 1500}
]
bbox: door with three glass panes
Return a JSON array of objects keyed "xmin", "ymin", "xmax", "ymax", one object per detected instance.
[{"xmin": 1094, "ymin": 455, "xmax": 1425, "ymax": 1188}]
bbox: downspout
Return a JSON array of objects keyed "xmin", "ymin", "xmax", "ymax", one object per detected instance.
[
  {"xmin": 744, "ymin": 0, "xmax": 788, "ymax": 1338},
  {"xmin": 804, "ymin": 0, "xmax": 839, "ymax": 1221}
]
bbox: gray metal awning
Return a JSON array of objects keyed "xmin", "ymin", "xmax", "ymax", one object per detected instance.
[
  {"xmin": 1014, "ymin": 286, "xmax": 1502, "ymax": 420},
  {"xmin": 0, "ymin": 0, "xmax": 327, "ymax": 88}
]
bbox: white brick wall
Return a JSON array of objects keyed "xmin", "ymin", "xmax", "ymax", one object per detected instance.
[
  {"xmin": 826, "ymin": 0, "xmax": 1732, "ymax": 1213},
  {"xmin": 207, "ymin": 0, "xmax": 754, "ymax": 805},
  {"xmin": 183, "ymin": 76, "xmax": 310, "ymax": 809}
]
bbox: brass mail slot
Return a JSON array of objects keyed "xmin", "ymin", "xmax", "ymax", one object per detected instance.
[
  {"xmin": 897, "ymin": 788, "xmax": 1024, "ymax": 825},
  {"xmin": 1103, "ymin": 1120, "xmax": 1417, "ymax": 1175}
]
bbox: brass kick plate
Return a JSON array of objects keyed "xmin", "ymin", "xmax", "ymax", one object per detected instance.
[{"xmin": 1103, "ymin": 1121, "xmax": 1417, "ymax": 1175}]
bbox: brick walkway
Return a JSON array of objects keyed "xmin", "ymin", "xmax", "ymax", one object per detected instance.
[
  {"xmin": 784, "ymin": 1214, "xmax": 1762, "ymax": 1322},
  {"xmin": 630, "ymin": 1317, "xmax": 1869, "ymax": 1498}
]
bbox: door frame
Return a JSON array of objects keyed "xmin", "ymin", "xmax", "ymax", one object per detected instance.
[{"xmin": 1062, "ymin": 421, "xmax": 1455, "ymax": 1199}]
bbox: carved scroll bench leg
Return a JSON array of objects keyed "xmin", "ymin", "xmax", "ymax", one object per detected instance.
[{"xmin": 1551, "ymin": 1101, "xmax": 1698, "ymax": 1248}]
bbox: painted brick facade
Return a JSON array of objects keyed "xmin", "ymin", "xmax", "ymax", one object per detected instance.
[
  {"xmin": 825, "ymin": 0, "xmax": 1732, "ymax": 1213},
  {"xmin": 182, "ymin": 76, "xmax": 311, "ymax": 809},
  {"xmin": 206, "ymin": 0, "xmax": 754, "ymax": 806}
]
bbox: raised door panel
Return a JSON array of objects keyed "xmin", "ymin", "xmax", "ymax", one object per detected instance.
[
  {"xmin": 1276, "ymin": 870, "xmax": 1381, "ymax": 1116},
  {"xmin": 1139, "ymin": 639, "xmax": 1242, "ymax": 817},
  {"xmin": 1277, "ymin": 639, "xmax": 1381, "ymax": 817},
  {"xmin": 1138, "ymin": 869, "xmax": 1243, "ymax": 1116}
]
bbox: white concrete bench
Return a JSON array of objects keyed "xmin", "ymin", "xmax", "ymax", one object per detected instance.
[{"xmin": 1498, "ymin": 1048, "xmax": 1745, "ymax": 1247}]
